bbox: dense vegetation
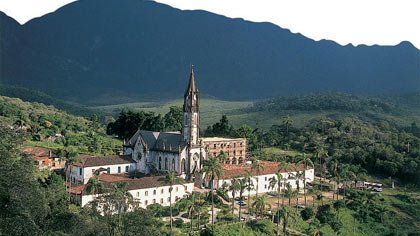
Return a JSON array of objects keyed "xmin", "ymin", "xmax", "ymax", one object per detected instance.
[
  {"xmin": 106, "ymin": 106, "xmax": 183, "ymax": 139},
  {"xmin": 0, "ymin": 84, "xmax": 96, "ymax": 117},
  {"xmin": 1, "ymin": 92, "xmax": 419, "ymax": 235},
  {"xmin": 0, "ymin": 96, "xmax": 121, "ymax": 156}
]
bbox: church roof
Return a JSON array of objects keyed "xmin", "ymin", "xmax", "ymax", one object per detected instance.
[
  {"xmin": 126, "ymin": 130, "xmax": 186, "ymax": 153},
  {"xmin": 184, "ymin": 64, "xmax": 198, "ymax": 95},
  {"xmin": 73, "ymin": 155, "xmax": 136, "ymax": 168}
]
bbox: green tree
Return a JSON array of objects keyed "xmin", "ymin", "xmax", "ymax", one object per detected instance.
[
  {"xmin": 297, "ymin": 153, "xmax": 314, "ymax": 206},
  {"xmin": 252, "ymin": 195, "xmax": 271, "ymax": 219},
  {"xmin": 229, "ymin": 178, "xmax": 240, "ymax": 215},
  {"xmin": 159, "ymin": 170, "xmax": 184, "ymax": 235},
  {"xmin": 164, "ymin": 106, "xmax": 183, "ymax": 131},
  {"xmin": 252, "ymin": 159, "xmax": 264, "ymax": 197},
  {"xmin": 282, "ymin": 115, "xmax": 293, "ymax": 135},
  {"xmin": 201, "ymin": 157, "xmax": 222, "ymax": 225}
]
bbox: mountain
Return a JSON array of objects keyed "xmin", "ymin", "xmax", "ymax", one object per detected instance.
[{"xmin": 0, "ymin": 0, "xmax": 419, "ymax": 104}]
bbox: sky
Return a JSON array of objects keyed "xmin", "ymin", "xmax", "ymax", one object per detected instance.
[{"xmin": 0, "ymin": 0, "xmax": 419, "ymax": 49}]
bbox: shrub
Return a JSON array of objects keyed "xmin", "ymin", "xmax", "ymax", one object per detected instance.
[{"xmin": 300, "ymin": 207, "xmax": 314, "ymax": 221}]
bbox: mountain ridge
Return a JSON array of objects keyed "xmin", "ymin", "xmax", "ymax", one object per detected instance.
[{"xmin": 0, "ymin": 0, "xmax": 419, "ymax": 103}]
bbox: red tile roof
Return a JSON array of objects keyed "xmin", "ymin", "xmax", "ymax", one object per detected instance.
[
  {"xmin": 22, "ymin": 146, "xmax": 56, "ymax": 158},
  {"xmin": 220, "ymin": 161, "xmax": 305, "ymax": 179},
  {"xmin": 71, "ymin": 155, "xmax": 136, "ymax": 168},
  {"xmin": 79, "ymin": 174, "xmax": 191, "ymax": 196}
]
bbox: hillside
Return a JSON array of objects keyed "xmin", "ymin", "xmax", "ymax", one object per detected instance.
[
  {"xmin": 0, "ymin": 95, "xmax": 121, "ymax": 155},
  {"xmin": 0, "ymin": 0, "xmax": 419, "ymax": 103}
]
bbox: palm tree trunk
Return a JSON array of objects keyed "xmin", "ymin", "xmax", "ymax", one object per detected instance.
[
  {"xmin": 248, "ymin": 187, "xmax": 251, "ymax": 221},
  {"xmin": 256, "ymin": 176, "xmax": 259, "ymax": 198},
  {"xmin": 211, "ymin": 179, "xmax": 215, "ymax": 225},
  {"xmin": 239, "ymin": 193, "xmax": 242, "ymax": 222},
  {"xmin": 170, "ymin": 190, "xmax": 173, "ymax": 235},
  {"xmin": 232, "ymin": 192, "xmax": 235, "ymax": 215},
  {"xmin": 304, "ymin": 176, "xmax": 307, "ymax": 206},
  {"xmin": 197, "ymin": 212, "xmax": 200, "ymax": 231},
  {"xmin": 276, "ymin": 187, "xmax": 280, "ymax": 236},
  {"xmin": 190, "ymin": 211, "xmax": 193, "ymax": 233}
]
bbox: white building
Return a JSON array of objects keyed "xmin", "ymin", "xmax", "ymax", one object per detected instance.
[
  {"xmin": 79, "ymin": 174, "xmax": 194, "ymax": 208},
  {"xmin": 67, "ymin": 155, "xmax": 137, "ymax": 184},
  {"xmin": 123, "ymin": 65, "xmax": 206, "ymax": 180},
  {"xmin": 206, "ymin": 161, "xmax": 314, "ymax": 198}
]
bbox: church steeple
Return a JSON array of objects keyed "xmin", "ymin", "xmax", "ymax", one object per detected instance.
[
  {"xmin": 182, "ymin": 65, "xmax": 200, "ymax": 145},
  {"xmin": 185, "ymin": 64, "xmax": 198, "ymax": 96},
  {"xmin": 183, "ymin": 64, "xmax": 199, "ymax": 113}
]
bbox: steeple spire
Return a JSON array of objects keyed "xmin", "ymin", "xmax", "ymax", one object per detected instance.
[{"xmin": 185, "ymin": 64, "xmax": 198, "ymax": 95}]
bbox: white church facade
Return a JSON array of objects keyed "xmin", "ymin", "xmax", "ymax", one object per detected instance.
[{"xmin": 122, "ymin": 65, "xmax": 206, "ymax": 180}]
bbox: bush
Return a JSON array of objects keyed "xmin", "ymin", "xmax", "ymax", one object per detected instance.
[
  {"xmin": 300, "ymin": 207, "xmax": 314, "ymax": 221},
  {"xmin": 173, "ymin": 218, "xmax": 184, "ymax": 228}
]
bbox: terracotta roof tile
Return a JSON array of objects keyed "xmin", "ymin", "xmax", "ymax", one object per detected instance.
[
  {"xmin": 73, "ymin": 155, "xmax": 136, "ymax": 168},
  {"xmin": 220, "ymin": 161, "xmax": 305, "ymax": 179}
]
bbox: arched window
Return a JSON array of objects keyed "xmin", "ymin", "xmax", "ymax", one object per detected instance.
[
  {"xmin": 164, "ymin": 158, "xmax": 168, "ymax": 170},
  {"xmin": 172, "ymin": 158, "xmax": 176, "ymax": 171},
  {"xmin": 158, "ymin": 156, "xmax": 162, "ymax": 170},
  {"xmin": 232, "ymin": 157, "xmax": 237, "ymax": 165},
  {"xmin": 181, "ymin": 159, "xmax": 186, "ymax": 173},
  {"xmin": 238, "ymin": 157, "xmax": 243, "ymax": 164}
]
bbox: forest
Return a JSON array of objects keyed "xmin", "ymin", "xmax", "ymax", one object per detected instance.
[{"xmin": 0, "ymin": 93, "xmax": 419, "ymax": 235}]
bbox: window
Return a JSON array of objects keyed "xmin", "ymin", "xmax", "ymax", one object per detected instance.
[
  {"xmin": 185, "ymin": 186, "xmax": 189, "ymax": 192},
  {"xmin": 145, "ymin": 200, "xmax": 148, "ymax": 206},
  {"xmin": 167, "ymin": 197, "xmax": 171, "ymax": 202},
  {"xmin": 264, "ymin": 185, "xmax": 267, "ymax": 189},
  {"xmin": 153, "ymin": 190, "xmax": 156, "ymax": 195},
  {"xmin": 145, "ymin": 191, "xmax": 148, "ymax": 196},
  {"xmin": 234, "ymin": 143, "xmax": 236, "ymax": 148},
  {"xmin": 161, "ymin": 189, "xmax": 164, "ymax": 194},
  {"xmin": 213, "ymin": 144, "xmax": 216, "ymax": 148},
  {"xmin": 265, "ymin": 177, "xmax": 267, "ymax": 181},
  {"xmin": 176, "ymin": 187, "xmax": 179, "ymax": 192},
  {"xmin": 125, "ymin": 166, "xmax": 129, "ymax": 172},
  {"xmin": 160, "ymin": 199, "xmax": 164, "ymax": 204},
  {"xmin": 153, "ymin": 199, "xmax": 156, "ymax": 204},
  {"xmin": 137, "ymin": 192, "xmax": 140, "ymax": 197},
  {"xmin": 118, "ymin": 166, "xmax": 121, "ymax": 173},
  {"xmin": 79, "ymin": 168, "xmax": 82, "ymax": 175},
  {"xmin": 107, "ymin": 167, "xmax": 110, "ymax": 174}
]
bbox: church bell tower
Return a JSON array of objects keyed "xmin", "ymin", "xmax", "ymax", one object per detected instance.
[{"xmin": 182, "ymin": 65, "xmax": 199, "ymax": 146}]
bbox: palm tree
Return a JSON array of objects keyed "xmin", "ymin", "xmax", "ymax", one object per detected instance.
[
  {"xmin": 314, "ymin": 144, "xmax": 328, "ymax": 192},
  {"xmin": 108, "ymin": 181, "xmax": 136, "ymax": 235},
  {"xmin": 244, "ymin": 170, "xmax": 254, "ymax": 219},
  {"xmin": 194, "ymin": 194, "xmax": 206, "ymax": 231},
  {"xmin": 269, "ymin": 173, "xmax": 284, "ymax": 236},
  {"xmin": 278, "ymin": 161, "xmax": 291, "ymax": 206},
  {"xmin": 329, "ymin": 159, "xmax": 340, "ymax": 201},
  {"xmin": 297, "ymin": 153, "xmax": 314, "ymax": 206},
  {"xmin": 237, "ymin": 178, "xmax": 247, "ymax": 221},
  {"xmin": 282, "ymin": 115, "xmax": 293, "ymax": 135},
  {"xmin": 252, "ymin": 195, "xmax": 271, "ymax": 219},
  {"xmin": 307, "ymin": 219, "xmax": 323, "ymax": 236},
  {"xmin": 201, "ymin": 157, "xmax": 222, "ymax": 225},
  {"xmin": 252, "ymin": 159, "xmax": 264, "ymax": 197},
  {"xmin": 284, "ymin": 183, "xmax": 294, "ymax": 207},
  {"xmin": 187, "ymin": 192, "xmax": 202, "ymax": 233},
  {"xmin": 278, "ymin": 205, "xmax": 294, "ymax": 236},
  {"xmin": 294, "ymin": 170, "xmax": 304, "ymax": 211},
  {"xmin": 159, "ymin": 170, "xmax": 185, "ymax": 235},
  {"xmin": 217, "ymin": 150, "xmax": 228, "ymax": 164},
  {"xmin": 229, "ymin": 178, "xmax": 240, "ymax": 215},
  {"xmin": 85, "ymin": 176, "xmax": 105, "ymax": 198}
]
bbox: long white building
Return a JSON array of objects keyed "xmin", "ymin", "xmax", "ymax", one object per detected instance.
[{"xmin": 206, "ymin": 161, "xmax": 314, "ymax": 198}]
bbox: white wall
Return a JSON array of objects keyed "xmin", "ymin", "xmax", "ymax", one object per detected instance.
[
  {"xmin": 215, "ymin": 168, "xmax": 315, "ymax": 198},
  {"xmin": 82, "ymin": 163, "xmax": 136, "ymax": 184},
  {"xmin": 81, "ymin": 182, "xmax": 194, "ymax": 208}
]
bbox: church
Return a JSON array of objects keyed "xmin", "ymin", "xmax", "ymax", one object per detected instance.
[{"xmin": 122, "ymin": 65, "xmax": 207, "ymax": 180}]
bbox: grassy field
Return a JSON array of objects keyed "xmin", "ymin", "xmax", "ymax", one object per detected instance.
[{"xmin": 91, "ymin": 97, "xmax": 420, "ymax": 130}]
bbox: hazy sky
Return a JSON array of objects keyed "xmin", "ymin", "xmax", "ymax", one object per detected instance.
[{"xmin": 0, "ymin": 0, "xmax": 419, "ymax": 49}]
